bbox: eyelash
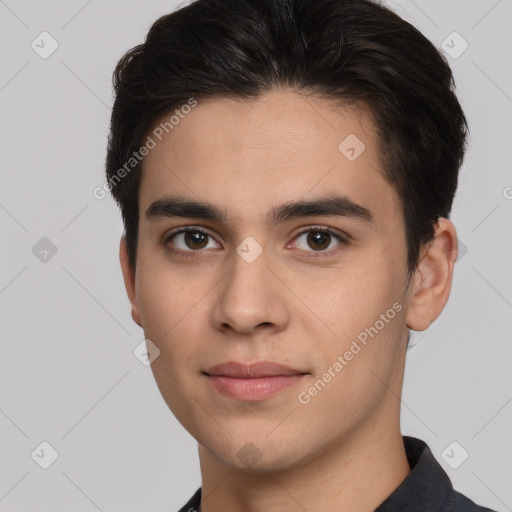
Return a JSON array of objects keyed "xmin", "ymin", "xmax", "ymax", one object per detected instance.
[{"xmin": 162, "ymin": 226, "xmax": 349, "ymax": 260}]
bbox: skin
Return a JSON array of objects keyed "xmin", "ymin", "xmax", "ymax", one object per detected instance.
[{"xmin": 119, "ymin": 88, "xmax": 458, "ymax": 512}]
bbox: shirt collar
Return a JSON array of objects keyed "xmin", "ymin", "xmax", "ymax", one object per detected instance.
[{"xmin": 376, "ymin": 435, "xmax": 454, "ymax": 511}]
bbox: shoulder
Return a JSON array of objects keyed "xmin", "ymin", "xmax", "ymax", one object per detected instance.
[
  {"xmin": 450, "ymin": 490, "xmax": 499, "ymax": 512},
  {"xmin": 375, "ymin": 436, "xmax": 499, "ymax": 512}
]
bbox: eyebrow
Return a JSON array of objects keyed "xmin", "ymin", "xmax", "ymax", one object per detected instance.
[{"xmin": 145, "ymin": 193, "xmax": 374, "ymax": 229}]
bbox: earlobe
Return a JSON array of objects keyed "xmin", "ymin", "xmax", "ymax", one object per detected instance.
[
  {"xmin": 119, "ymin": 236, "xmax": 143, "ymax": 328},
  {"xmin": 405, "ymin": 218, "xmax": 458, "ymax": 331}
]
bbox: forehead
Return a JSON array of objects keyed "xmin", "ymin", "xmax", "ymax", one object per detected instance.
[{"xmin": 138, "ymin": 89, "xmax": 400, "ymax": 229}]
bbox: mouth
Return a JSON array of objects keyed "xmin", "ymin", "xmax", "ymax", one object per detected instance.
[
  {"xmin": 203, "ymin": 361, "xmax": 308, "ymax": 401},
  {"xmin": 204, "ymin": 360, "xmax": 307, "ymax": 378}
]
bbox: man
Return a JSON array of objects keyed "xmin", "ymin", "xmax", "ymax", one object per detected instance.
[{"xmin": 105, "ymin": 0, "xmax": 498, "ymax": 510}]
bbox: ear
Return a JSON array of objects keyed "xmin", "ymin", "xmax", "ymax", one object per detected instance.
[
  {"xmin": 119, "ymin": 235, "xmax": 143, "ymax": 327},
  {"xmin": 406, "ymin": 218, "xmax": 458, "ymax": 331}
]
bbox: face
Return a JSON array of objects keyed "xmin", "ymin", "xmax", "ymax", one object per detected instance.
[{"xmin": 122, "ymin": 89, "xmax": 415, "ymax": 472}]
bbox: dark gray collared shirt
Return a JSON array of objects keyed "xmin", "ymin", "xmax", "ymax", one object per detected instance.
[{"xmin": 177, "ymin": 436, "xmax": 497, "ymax": 512}]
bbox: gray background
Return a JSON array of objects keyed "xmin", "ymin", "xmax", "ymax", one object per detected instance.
[{"xmin": 0, "ymin": 0, "xmax": 511, "ymax": 511}]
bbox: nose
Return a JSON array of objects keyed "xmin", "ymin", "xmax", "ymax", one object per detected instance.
[{"xmin": 211, "ymin": 245, "xmax": 290, "ymax": 336}]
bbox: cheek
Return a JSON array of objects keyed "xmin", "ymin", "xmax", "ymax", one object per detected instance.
[
  {"xmin": 297, "ymin": 264, "xmax": 397, "ymax": 335},
  {"xmin": 298, "ymin": 257, "xmax": 407, "ymax": 372},
  {"xmin": 136, "ymin": 277, "xmax": 172, "ymax": 338},
  {"xmin": 296, "ymin": 298, "xmax": 407, "ymax": 426},
  {"xmin": 135, "ymin": 257, "xmax": 217, "ymax": 371},
  {"xmin": 135, "ymin": 259, "xmax": 196, "ymax": 341}
]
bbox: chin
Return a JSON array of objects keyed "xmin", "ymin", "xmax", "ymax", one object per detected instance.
[{"xmin": 208, "ymin": 437, "xmax": 311, "ymax": 474}]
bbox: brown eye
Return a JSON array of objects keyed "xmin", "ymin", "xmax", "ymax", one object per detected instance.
[
  {"xmin": 291, "ymin": 227, "xmax": 348, "ymax": 256},
  {"xmin": 183, "ymin": 231, "xmax": 209, "ymax": 250},
  {"xmin": 306, "ymin": 231, "xmax": 331, "ymax": 251},
  {"xmin": 165, "ymin": 228, "xmax": 219, "ymax": 253}
]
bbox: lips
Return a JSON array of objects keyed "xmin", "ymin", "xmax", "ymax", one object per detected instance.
[
  {"xmin": 204, "ymin": 361, "xmax": 307, "ymax": 378},
  {"xmin": 203, "ymin": 361, "xmax": 308, "ymax": 401}
]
